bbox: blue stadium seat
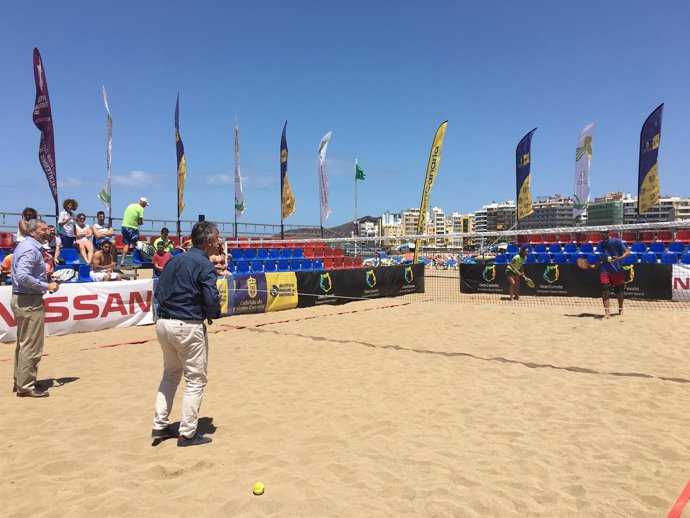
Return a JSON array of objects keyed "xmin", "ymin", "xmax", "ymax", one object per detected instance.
[
  {"xmin": 567, "ymin": 253, "xmax": 581, "ymax": 264},
  {"xmin": 552, "ymin": 253, "xmax": 567, "ymax": 264},
  {"xmin": 251, "ymin": 260, "xmax": 264, "ymax": 272},
  {"xmin": 649, "ymin": 242, "xmax": 666, "ymax": 256},
  {"xmin": 493, "ymin": 254, "xmax": 508, "ymax": 264},
  {"xmin": 227, "ymin": 262, "xmax": 236, "ymax": 274},
  {"xmin": 533, "ymin": 244, "xmax": 547, "ymax": 254},
  {"xmin": 264, "ymin": 260, "xmax": 277, "ymax": 272},
  {"xmin": 641, "ymin": 253, "xmax": 658, "ymax": 264},
  {"xmin": 78, "ymin": 264, "xmax": 92, "ymax": 282},
  {"xmin": 60, "ymin": 248, "xmax": 81, "ymax": 265},
  {"xmin": 595, "ymin": 242, "xmax": 604, "ymax": 254},
  {"xmin": 243, "ymin": 248, "xmax": 257, "ymax": 260},
  {"xmin": 660, "ymin": 253, "xmax": 678, "ymax": 264},
  {"xmin": 682, "ymin": 253, "xmax": 690, "ymax": 265},
  {"xmin": 301, "ymin": 259, "xmax": 313, "ymax": 271},
  {"xmin": 230, "ymin": 248, "xmax": 244, "ymax": 262},
  {"xmin": 280, "ymin": 248, "xmax": 292, "ymax": 259},
  {"xmin": 621, "ymin": 254, "xmax": 638, "ymax": 265},
  {"xmin": 579, "ymin": 243, "xmax": 594, "ymax": 254},
  {"xmin": 291, "ymin": 248, "xmax": 304, "ymax": 259},
  {"xmin": 257, "ymin": 248, "xmax": 269, "ymax": 260},
  {"xmin": 630, "ymin": 242, "xmax": 647, "ymax": 256},
  {"xmin": 525, "ymin": 254, "xmax": 537, "ymax": 264},
  {"xmin": 236, "ymin": 261, "xmax": 250, "ymax": 274},
  {"xmin": 537, "ymin": 253, "xmax": 550, "ymax": 263},
  {"xmin": 506, "ymin": 244, "xmax": 518, "ymax": 255},
  {"xmin": 277, "ymin": 259, "xmax": 290, "ymax": 272},
  {"xmin": 548, "ymin": 244, "xmax": 562, "ymax": 254},
  {"xmin": 132, "ymin": 249, "xmax": 152, "ymax": 265},
  {"xmin": 312, "ymin": 259, "xmax": 324, "ymax": 270},
  {"xmin": 268, "ymin": 248, "xmax": 281, "ymax": 260},
  {"xmin": 587, "ymin": 253, "xmax": 599, "ymax": 265},
  {"xmin": 668, "ymin": 242, "xmax": 686, "ymax": 256},
  {"xmin": 564, "ymin": 243, "xmax": 578, "ymax": 254},
  {"xmin": 289, "ymin": 259, "xmax": 302, "ymax": 271}
]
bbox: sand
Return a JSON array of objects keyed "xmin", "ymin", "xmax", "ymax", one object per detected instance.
[{"xmin": 1, "ymin": 299, "xmax": 689, "ymax": 517}]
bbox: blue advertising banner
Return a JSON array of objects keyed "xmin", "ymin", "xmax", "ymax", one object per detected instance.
[
  {"xmin": 233, "ymin": 273, "xmax": 268, "ymax": 314},
  {"xmin": 516, "ymin": 128, "xmax": 537, "ymax": 220}
]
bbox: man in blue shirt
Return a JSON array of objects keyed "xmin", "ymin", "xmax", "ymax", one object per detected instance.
[
  {"xmin": 588, "ymin": 230, "xmax": 630, "ymax": 318},
  {"xmin": 151, "ymin": 221, "xmax": 221, "ymax": 447},
  {"xmin": 11, "ymin": 219, "xmax": 59, "ymax": 398}
]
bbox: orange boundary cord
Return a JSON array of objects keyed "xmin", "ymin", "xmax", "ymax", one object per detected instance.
[
  {"xmin": 0, "ymin": 302, "xmax": 412, "ymax": 362},
  {"xmin": 667, "ymin": 480, "xmax": 690, "ymax": 518}
]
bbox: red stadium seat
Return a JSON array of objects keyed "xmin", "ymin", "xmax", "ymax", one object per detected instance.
[
  {"xmin": 323, "ymin": 246, "xmax": 334, "ymax": 257},
  {"xmin": 333, "ymin": 257, "xmax": 344, "ymax": 269},
  {"xmin": 557, "ymin": 233, "xmax": 572, "ymax": 244},
  {"xmin": 609, "ymin": 232, "xmax": 620, "ymax": 239},
  {"xmin": 657, "ymin": 230, "xmax": 673, "ymax": 244},
  {"xmin": 238, "ymin": 237, "xmax": 250, "ymax": 248},
  {"xmin": 304, "ymin": 248, "xmax": 315, "ymax": 258},
  {"xmin": 573, "ymin": 232, "xmax": 587, "ymax": 245},
  {"xmin": 323, "ymin": 258, "xmax": 334, "ymax": 269},
  {"xmin": 344, "ymin": 257, "xmax": 354, "ymax": 268},
  {"xmin": 622, "ymin": 231, "xmax": 637, "ymax": 243},
  {"xmin": 543, "ymin": 234, "xmax": 557, "ymax": 244},
  {"xmin": 517, "ymin": 235, "xmax": 530, "ymax": 245},
  {"xmin": 588, "ymin": 232, "xmax": 601, "ymax": 244},
  {"xmin": 333, "ymin": 247, "xmax": 344, "ymax": 257},
  {"xmin": 676, "ymin": 230, "xmax": 690, "ymax": 244},
  {"xmin": 640, "ymin": 231, "xmax": 655, "ymax": 245},
  {"xmin": 529, "ymin": 234, "xmax": 542, "ymax": 245},
  {"xmin": 353, "ymin": 257, "xmax": 363, "ymax": 268},
  {"xmin": 312, "ymin": 247, "xmax": 324, "ymax": 259}
]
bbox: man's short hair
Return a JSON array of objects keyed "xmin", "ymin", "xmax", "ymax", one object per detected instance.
[
  {"xmin": 161, "ymin": 227, "xmax": 169, "ymax": 234},
  {"xmin": 26, "ymin": 218, "xmax": 46, "ymax": 234},
  {"xmin": 191, "ymin": 221, "xmax": 217, "ymax": 248},
  {"xmin": 97, "ymin": 211, "xmax": 105, "ymax": 217}
]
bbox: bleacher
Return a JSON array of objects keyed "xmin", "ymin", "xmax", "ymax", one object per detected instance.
[{"xmin": 499, "ymin": 230, "xmax": 690, "ymax": 265}]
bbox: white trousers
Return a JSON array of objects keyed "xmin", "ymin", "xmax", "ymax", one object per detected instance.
[{"xmin": 153, "ymin": 318, "xmax": 208, "ymax": 438}]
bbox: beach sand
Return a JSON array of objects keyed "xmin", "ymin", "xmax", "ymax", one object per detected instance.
[{"xmin": 1, "ymin": 299, "xmax": 688, "ymax": 517}]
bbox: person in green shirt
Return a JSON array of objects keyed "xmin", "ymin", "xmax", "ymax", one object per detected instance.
[
  {"xmin": 119, "ymin": 197, "xmax": 148, "ymax": 266},
  {"xmin": 153, "ymin": 227, "xmax": 175, "ymax": 253},
  {"xmin": 506, "ymin": 245, "xmax": 530, "ymax": 300}
]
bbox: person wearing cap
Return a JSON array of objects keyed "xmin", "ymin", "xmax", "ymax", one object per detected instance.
[
  {"xmin": 585, "ymin": 229, "xmax": 630, "ymax": 318},
  {"xmin": 119, "ymin": 197, "xmax": 149, "ymax": 267},
  {"xmin": 506, "ymin": 245, "xmax": 530, "ymax": 301}
]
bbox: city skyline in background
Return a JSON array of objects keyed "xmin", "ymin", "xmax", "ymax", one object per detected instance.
[{"xmin": 2, "ymin": 2, "xmax": 690, "ymax": 227}]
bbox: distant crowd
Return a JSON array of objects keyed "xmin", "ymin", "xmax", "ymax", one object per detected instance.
[{"xmin": 1, "ymin": 196, "xmax": 233, "ymax": 284}]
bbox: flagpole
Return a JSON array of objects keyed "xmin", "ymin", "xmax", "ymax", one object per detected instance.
[{"xmin": 354, "ymin": 158, "xmax": 358, "ymax": 254}]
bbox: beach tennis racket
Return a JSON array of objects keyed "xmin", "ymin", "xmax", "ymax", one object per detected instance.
[
  {"xmin": 524, "ymin": 276, "xmax": 535, "ymax": 288},
  {"xmin": 576, "ymin": 258, "xmax": 591, "ymax": 270},
  {"xmin": 50, "ymin": 268, "xmax": 75, "ymax": 292}
]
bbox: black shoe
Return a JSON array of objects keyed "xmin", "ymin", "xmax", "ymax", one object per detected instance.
[
  {"xmin": 151, "ymin": 425, "xmax": 178, "ymax": 440},
  {"xmin": 177, "ymin": 433, "xmax": 212, "ymax": 447},
  {"xmin": 17, "ymin": 389, "xmax": 49, "ymax": 398}
]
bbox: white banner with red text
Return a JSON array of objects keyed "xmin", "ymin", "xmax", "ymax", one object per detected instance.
[
  {"xmin": 0, "ymin": 280, "xmax": 154, "ymax": 343},
  {"xmin": 672, "ymin": 264, "xmax": 690, "ymax": 302}
]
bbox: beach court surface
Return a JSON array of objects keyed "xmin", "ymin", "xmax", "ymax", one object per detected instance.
[{"xmin": 1, "ymin": 299, "xmax": 688, "ymax": 517}]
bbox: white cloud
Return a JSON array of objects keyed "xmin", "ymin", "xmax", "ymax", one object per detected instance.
[
  {"xmin": 205, "ymin": 174, "xmax": 232, "ymax": 186},
  {"xmin": 58, "ymin": 177, "xmax": 90, "ymax": 188},
  {"xmin": 203, "ymin": 173, "xmax": 274, "ymax": 189},
  {"xmin": 112, "ymin": 170, "xmax": 157, "ymax": 187}
]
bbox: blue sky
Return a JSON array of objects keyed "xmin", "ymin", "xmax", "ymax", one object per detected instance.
[{"xmin": 1, "ymin": 1, "xmax": 689, "ymax": 227}]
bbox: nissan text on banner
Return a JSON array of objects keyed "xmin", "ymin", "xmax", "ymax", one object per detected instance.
[
  {"xmin": 638, "ymin": 103, "xmax": 664, "ymax": 214},
  {"xmin": 413, "ymin": 121, "xmax": 448, "ymax": 263},
  {"xmin": 32, "ymin": 48, "xmax": 59, "ymax": 216},
  {"xmin": 175, "ymin": 93, "xmax": 187, "ymax": 217},
  {"xmin": 318, "ymin": 131, "xmax": 333, "ymax": 225},
  {"xmin": 516, "ymin": 128, "xmax": 537, "ymax": 222},
  {"xmin": 573, "ymin": 122, "xmax": 596, "ymax": 219}
]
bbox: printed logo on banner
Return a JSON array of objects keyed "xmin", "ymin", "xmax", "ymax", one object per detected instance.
[
  {"xmin": 319, "ymin": 272, "xmax": 332, "ymax": 293},
  {"xmin": 233, "ymin": 274, "xmax": 267, "ymax": 314},
  {"xmin": 365, "ymin": 269, "xmax": 377, "ymax": 288},
  {"xmin": 247, "ymin": 277, "xmax": 258, "ymax": 297},
  {"xmin": 216, "ymin": 278, "xmax": 230, "ymax": 315},
  {"xmin": 543, "ymin": 265, "xmax": 560, "ymax": 284},
  {"xmin": 623, "ymin": 265, "xmax": 635, "ymax": 284},
  {"xmin": 265, "ymin": 272, "xmax": 298, "ymax": 312},
  {"xmin": 482, "ymin": 266, "xmax": 496, "ymax": 283},
  {"xmin": 404, "ymin": 267, "xmax": 414, "ymax": 283}
]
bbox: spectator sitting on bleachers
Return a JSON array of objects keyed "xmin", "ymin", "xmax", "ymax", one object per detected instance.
[
  {"xmin": 209, "ymin": 237, "xmax": 230, "ymax": 276},
  {"xmin": 180, "ymin": 237, "xmax": 193, "ymax": 252},
  {"xmin": 16, "ymin": 207, "xmax": 38, "ymax": 243},
  {"xmin": 90, "ymin": 240, "xmax": 122, "ymax": 281},
  {"xmin": 0, "ymin": 242, "xmax": 16, "ymax": 284},
  {"xmin": 153, "ymin": 227, "xmax": 175, "ymax": 252},
  {"xmin": 46, "ymin": 225, "xmax": 62, "ymax": 264},
  {"xmin": 93, "ymin": 211, "xmax": 115, "ymax": 249},
  {"xmin": 152, "ymin": 241, "xmax": 172, "ymax": 274},
  {"xmin": 74, "ymin": 213, "xmax": 95, "ymax": 264}
]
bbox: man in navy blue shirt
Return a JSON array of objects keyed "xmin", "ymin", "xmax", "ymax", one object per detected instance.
[
  {"xmin": 588, "ymin": 230, "xmax": 630, "ymax": 318},
  {"xmin": 151, "ymin": 221, "xmax": 221, "ymax": 447}
]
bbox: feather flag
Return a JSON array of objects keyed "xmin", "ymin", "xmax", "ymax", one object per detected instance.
[
  {"xmin": 318, "ymin": 131, "xmax": 333, "ymax": 224},
  {"xmin": 280, "ymin": 121, "xmax": 295, "ymax": 219},
  {"xmin": 175, "ymin": 94, "xmax": 187, "ymax": 217},
  {"xmin": 234, "ymin": 115, "xmax": 245, "ymax": 219},
  {"xmin": 98, "ymin": 85, "xmax": 113, "ymax": 217},
  {"xmin": 638, "ymin": 104, "xmax": 664, "ymax": 214},
  {"xmin": 516, "ymin": 128, "xmax": 537, "ymax": 220},
  {"xmin": 413, "ymin": 121, "xmax": 449, "ymax": 263},
  {"xmin": 573, "ymin": 122, "xmax": 596, "ymax": 218},
  {"xmin": 32, "ymin": 48, "xmax": 58, "ymax": 216}
]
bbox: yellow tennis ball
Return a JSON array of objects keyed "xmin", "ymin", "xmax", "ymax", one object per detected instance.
[
  {"xmin": 607, "ymin": 256, "xmax": 614, "ymax": 262},
  {"xmin": 253, "ymin": 482, "xmax": 265, "ymax": 495}
]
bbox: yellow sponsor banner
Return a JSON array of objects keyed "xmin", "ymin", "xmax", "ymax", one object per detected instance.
[
  {"xmin": 216, "ymin": 277, "xmax": 231, "ymax": 316},
  {"xmin": 638, "ymin": 162, "xmax": 660, "ymax": 214},
  {"xmin": 265, "ymin": 272, "xmax": 298, "ymax": 312},
  {"xmin": 414, "ymin": 121, "xmax": 448, "ymax": 263},
  {"xmin": 517, "ymin": 173, "xmax": 534, "ymax": 219}
]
